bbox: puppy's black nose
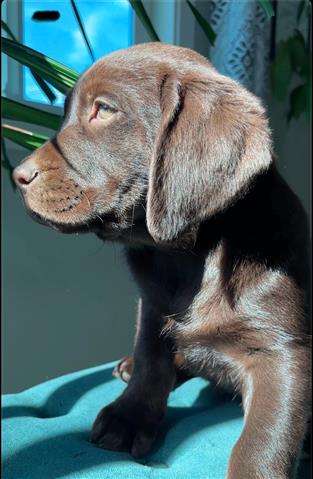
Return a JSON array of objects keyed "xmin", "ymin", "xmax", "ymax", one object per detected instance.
[{"xmin": 13, "ymin": 160, "xmax": 39, "ymax": 189}]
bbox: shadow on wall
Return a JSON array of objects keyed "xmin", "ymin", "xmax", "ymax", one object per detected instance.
[
  {"xmin": 269, "ymin": 95, "xmax": 311, "ymax": 218},
  {"xmin": 2, "ymin": 146, "xmax": 138, "ymax": 394}
]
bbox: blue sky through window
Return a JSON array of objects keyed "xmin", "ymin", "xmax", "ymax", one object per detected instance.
[{"xmin": 23, "ymin": 0, "xmax": 133, "ymax": 106}]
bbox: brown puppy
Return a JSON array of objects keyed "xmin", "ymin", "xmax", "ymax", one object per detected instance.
[{"xmin": 13, "ymin": 43, "xmax": 311, "ymax": 478}]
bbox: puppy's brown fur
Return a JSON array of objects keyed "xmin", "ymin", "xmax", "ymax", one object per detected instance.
[{"xmin": 13, "ymin": 43, "xmax": 311, "ymax": 478}]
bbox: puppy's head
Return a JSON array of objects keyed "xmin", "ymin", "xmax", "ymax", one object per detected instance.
[{"xmin": 13, "ymin": 43, "xmax": 272, "ymax": 241}]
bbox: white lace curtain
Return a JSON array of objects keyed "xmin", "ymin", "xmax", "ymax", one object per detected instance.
[{"xmin": 207, "ymin": 0, "xmax": 271, "ymax": 101}]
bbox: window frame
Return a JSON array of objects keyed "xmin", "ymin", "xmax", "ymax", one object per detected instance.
[
  {"xmin": 2, "ymin": 0, "xmax": 205, "ymax": 114},
  {"xmin": 3, "ymin": 0, "xmax": 138, "ymax": 114}
]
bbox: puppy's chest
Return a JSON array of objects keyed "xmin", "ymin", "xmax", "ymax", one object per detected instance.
[
  {"xmin": 128, "ymin": 246, "xmax": 234, "ymax": 336},
  {"xmin": 128, "ymin": 246, "xmax": 245, "ymax": 384},
  {"xmin": 164, "ymin": 253, "xmax": 238, "ymax": 377},
  {"xmin": 127, "ymin": 247, "xmax": 209, "ymax": 315}
]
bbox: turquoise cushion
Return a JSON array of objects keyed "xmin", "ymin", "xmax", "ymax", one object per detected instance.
[{"xmin": 2, "ymin": 361, "xmax": 310, "ymax": 479}]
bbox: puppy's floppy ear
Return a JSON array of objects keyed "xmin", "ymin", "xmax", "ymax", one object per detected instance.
[{"xmin": 146, "ymin": 72, "xmax": 273, "ymax": 243}]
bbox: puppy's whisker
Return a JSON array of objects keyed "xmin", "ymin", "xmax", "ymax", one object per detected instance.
[
  {"xmin": 164, "ymin": 310, "xmax": 186, "ymax": 320},
  {"xmin": 81, "ymin": 190, "xmax": 91, "ymax": 209},
  {"xmin": 96, "ymin": 215, "xmax": 104, "ymax": 225}
]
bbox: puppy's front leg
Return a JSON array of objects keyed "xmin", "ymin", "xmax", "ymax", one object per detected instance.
[
  {"xmin": 91, "ymin": 298, "xmax": 176, "ymax": 457},
  {"xmin": 227, "ymin": 346, "xmax": 311, "ymax": 479}
]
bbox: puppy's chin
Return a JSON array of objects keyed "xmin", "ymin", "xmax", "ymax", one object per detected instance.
[
  {"xmin": 26, "ymin": 205, "xmax": 121, "ymax": 236},
  {"xmin": 26, "ymin": 208, "xmax": 93, "ymax": 234}
]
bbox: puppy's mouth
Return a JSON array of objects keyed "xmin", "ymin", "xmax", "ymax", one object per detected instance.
[
  {"xmin": 17, "ymin": 179, "xmax": 95, "ymax": 233},
  {"xmin": 17, "ymin": 177, "xmax": 138, "ymax": 238}
]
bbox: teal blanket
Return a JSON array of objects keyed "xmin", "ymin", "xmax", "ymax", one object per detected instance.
[{"xmin": 2, "ymin": 361, "xmax": 310, "ymax": 478}]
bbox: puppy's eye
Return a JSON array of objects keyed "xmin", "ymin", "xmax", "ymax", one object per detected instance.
[
  {"xmin": 89, "ymin": 101, "xmax": 117, "ymax": 123},
  {"xmin": 96, "ymin": 103, "xmax": 116, "ymax": 121}
]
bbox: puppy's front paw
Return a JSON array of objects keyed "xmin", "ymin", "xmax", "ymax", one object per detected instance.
[{"xmin": 90, "ymin": 397, "xmax": 163, "ymax": 458}]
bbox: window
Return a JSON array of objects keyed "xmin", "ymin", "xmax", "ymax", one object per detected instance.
[
  {"xmin": 3, "ymin": 1, "xmax": 183, "ymax": 109},
  {"xmin": 22, "ymin": 0, "xmax": 133, "ymax": 106}
]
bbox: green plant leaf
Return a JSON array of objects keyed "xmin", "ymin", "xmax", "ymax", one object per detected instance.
[
  {"xmin": 297, "ymin": 0, "xmax": 306, "ymax": 22},
  {"xmin": 271, "ymin": 41, "xmax": 292, "ymax": 101},
  {"xmin": 258, "ymin": 0, "xmax": 274, "ymax": 18},
  {"xmin": 1, "ymin": 19, "xmax": 15, "ymax": 39},
  {"xmin": 2, "ymin": 97, "xmax": 62, "ymax": 130},
  {"xmin": 2, "ymin": 37, "xmax": 79, "ymax": 94},
  {"xmin": 70, "ymin": 0, "xmax": 95, "ymax": 62},
  {"xmin": 287, "ymin": 30, "xmax": 309, "ymax": 77},
  {"xmin": 31, "ymin": 72, "xmax": 57, "ymax": 104},
  {"xmin": 1, "ymin": 138, "xmax": 16, "ymax": 189},
  {"xmin": 297, "ymin": 0, "xmax": 311, "ymax": 23},
  {"xmin": 186, "ymin": 0, "xmax": 216, "ymax": 46},
  {"xmin": 2, "ymin": 124, "xmax": 49, "ymax": 150},
  {"xmin": 128, "ymin": 0, "xmax": 160, "ymax": 42},
  {"xmin": 288, "ymin": 82, "xmax": 311, "ymax": 122},
  {"xmin": 2, "ymin": 21, "xmax": 57, "ymax": 103}
]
